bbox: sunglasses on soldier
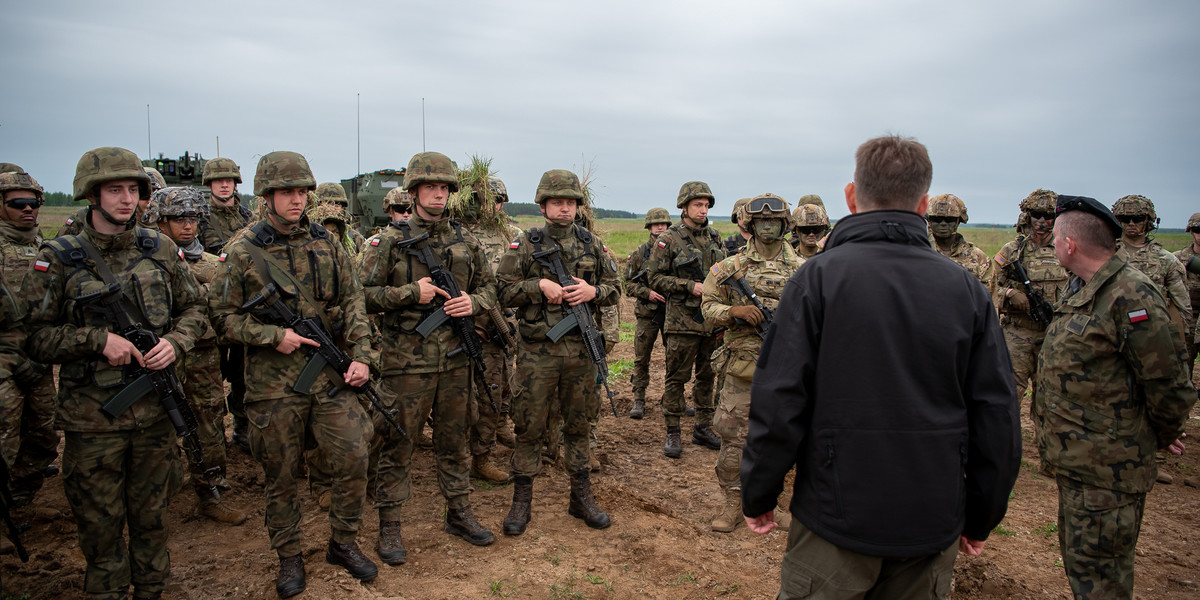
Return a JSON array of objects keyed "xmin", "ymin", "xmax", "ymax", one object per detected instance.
[
  {"xmin": 1028, "ymin": 210, "xmax": 1055, "ymax": 221},
  {"xmin": 927, "ymin": 216, "xmax": 957, "ymax": 224},
  {"xmin": 795, "ymin": 226, "xmax": 826, "ymax": 236},
  {"xmin": 1116, "ymin": 215, "xmax": 1147, "ymax": 224},
  {"xmin": 4, "ymin": 197, "xmax": 42, "ymax": 210},
  {"xmin": 747, "ymin": 195, "xmax": 786, "ymax": 214}
]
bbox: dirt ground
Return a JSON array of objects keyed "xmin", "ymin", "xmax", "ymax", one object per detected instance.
[{"xmin": 3, "ymin": 295, "xmax": 1199, "ymax": 599}]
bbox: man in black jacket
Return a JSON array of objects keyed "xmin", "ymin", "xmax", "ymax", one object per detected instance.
[{"xmin": 741, "ymin": 135, "xmax": 1021, "ymax": 599}]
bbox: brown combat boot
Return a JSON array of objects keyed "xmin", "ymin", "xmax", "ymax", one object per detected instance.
[
  {"xmin": 376, "ymin": 520, "xmax": 406, "ymax": 566},
  {"xmin": 629, "ymin": 396, "xmax": 645, "ymax": 419},
  {"xmin": 317, "ymin": 490, "xmax": 331, "ymax": 511},
  {"xmin": 275, "ymin": 554, "xmax": 306, "ymax": 598},
  {"xmin": 496, "ymin": 417, "xmax": 517, "ymax": 448},
  {"xmin": 445, "ymin": 505, "xmax": 495, "ymax": 546},
  {"xmin": 711, "ymin": 489, "xmax": 742, "ymax": 533},
  {"xmin": 774, "ymin": 509, "xmax": 792, "ymax": 532},
  {"xmin": 503, "ymin": 476, "xmax": 533, "ymax": 536},
  {"xmin": 326, "ymin": 539, "xmax": 378, "ymax": 581},
  {"xmin": 663, "ymin": 426, "xmax": 682, "ymax": 459},
  {"xmin": 588, "ymin": 448, "xmax": 601, "ymax": 472},
  {"xmin": 568, "ymin": 470, "xmax": 610, "ymax": 529},
  {"xmin": 472, "ymin": 454, "xmax": 511, "ymax": 483},
  {"xmin": 199, "ymin": 501, "xmax": 249, "ymax": 526}
]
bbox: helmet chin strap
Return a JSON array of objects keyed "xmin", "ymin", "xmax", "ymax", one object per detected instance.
[{"xmin": 88, "ymin": 204, "xmax": 134, "ymax": 228}]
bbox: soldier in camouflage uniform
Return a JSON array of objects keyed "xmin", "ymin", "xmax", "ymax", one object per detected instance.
[
  {"xmin": 1111, "ymin": 195, "xmax": 1191, "ymax": 347},
  {"xmin": 1034, "ymin": 196, "xmax": 1195, "ymax": 600},
  {"xmin": 624, "ymin": 207, "xmax": 672, "ymax": 419},
  {"xmin": 496, "ymin": 169, "xmax": 618, "ymax": 536},
  {"xmin": 209, "ymin": 151, "xmax": 379, "ymax": 596},
  {"xmin": 722, "ymin": 198, "xmax": 751, "ymax": 255},
  {"xmin": 356, "ymin": 151, "xmax": 498, "ymax": 561},
  {"xmin": 60, "ymin": 166, "xmax": 164, "ymax": 236},
  {"xmin": 382, "ymin": 187, "xmax": 414, "ymax": 223},
  {"xmin": 926, "ymin": 193, "xmax": 992, "ymax": 285},
  {"xmin": 0, "ymin": 171, "xmax": 60, "ymax": 507},
  {"xmin": 145, "ymin": 187, "xmax": 248, "ymax": 526},
  {"xmin": 646, "ymin": 181, "xmax": 726, "ymax": 458},
  {"xmin": 990, "ymin": 189, "xmax": 1069, "ymax": 406},
  {"xmin": 701, "ymin": 194, "xmax": 804, "ymax": 533},
  {"xmin": 788, "ymin": 201, "xmax": 830, "ymax": 259},
  {"xmin": 316, "ymin": 182, "xmax": 367, "ymax": 250},
  {"xmin": 1173, "ymin": 212, "xmax": 1200, "ymax": 371},
  {"xmin": 21, "ymin": 147, "xmax": 206, "ymax": 600},
  {"xmin": 308, "ymin": 201, "xmax": 361, "ymax": 258}
]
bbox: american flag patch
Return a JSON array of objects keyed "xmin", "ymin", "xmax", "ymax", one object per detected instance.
[
  {"xmin": 370, "ymin": 238, "xmax": 380, "ymax": 246},
  {"xmin": 994, "ymin": 254, "xmax": 1006, "ymax": 266},
  {"xmin": 710, "ymin": 264, "xmax": 720, "ymax": 275},
  {"xmin": 218, "ymin": 253, "xmax": 228, "ymax": 262},
  {"xmin": 657, "ymin": 240, "xmax": 667, "ymax": 248},
  {"xmin": 509, "ymin": 241, "xmax": 520, "ymax": 249},
  {"xmin": 1128, "ymin": 309, "xmax": 1149, "ymax": 323},
  {"xmin": 33, "ymin": 260, "xmax": 50, "ymax": 272}
]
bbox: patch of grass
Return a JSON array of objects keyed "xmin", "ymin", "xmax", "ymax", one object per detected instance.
[
  {"xmin": 608, "ymin": 358, "xmax": 635, "ymax": 379},
  {"xmin": 549, "ymin": 570, "xmax": 584, "ymax": 599},
  {"xmin": 1054, "ymin": 559, "xmax": 1064, "ymax": 568},
  {"xmin": 713, "ymin": 582, "xmax": 741, "ymax": 594},
  {"xmin": 619, "ymin": 331, "xmax": 635, "ymax": 343},
  {"xmin": 488, "ymin": 578, "xmax": 515, "ymax": 598},
  {"xmin": 585, "ymin": 573, "xmax": 613, "ymax": 592},
  {"xmin": 544, "ymin": 549, "xmax": 562, "ymax": 566},
  {"xmin": 1036, "ymin": 522, "xmax": 1059, "ymax": 537},
  {"xmin": 992, "ymin": 523, "xmax": 1016, "ymax": 537},
  {"xmin": 667, "ymin": 572, "xmax": 698, "ymax": 587},
  {"xmin": 619, "ymin": 320, "xmax": 635, "ymax": 332}
]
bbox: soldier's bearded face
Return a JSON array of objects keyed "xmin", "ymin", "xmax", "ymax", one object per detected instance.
[
  {"xmin": 161, "ymin": 216, "xmax": 198, "ymax": 245},
  {"xmin": 210, "ymin": 178, "xmax": 236, "ymax": 200},
  {"xmin": 1120, "ymin": 217, "xmax": 1148, "ymax": 240},
  {"xmin": 0, "ymin": 190, "xmax": 39, "ymax": 228},
  {"xmin": 96, "ymin": 179, "xmax": 141, "ymax": 222}
]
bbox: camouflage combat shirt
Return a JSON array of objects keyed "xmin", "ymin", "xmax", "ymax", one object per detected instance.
[
  {"xmin": 646, "ymin": 220, "xmax": 726, "ymax": 335},
  {"xmin": 1173, "ymin": 243, "xmax": 1200, "ymax": 334},
  {"xmin": 624, "ymin": 237, "xmax": 666, "ymax": 321},
  {"xmin": 0, "ymin": 219, "xmax": 40, "ymax": 291},
  {"xmin": 991, "ymin": 235, "xmax": 1069, "ymax": 329},
  {"xmin": 934, "ymin": 232, "xmax": 992, "ymax": 286},
  {"xmin": 1116, "ymin": 240, "xmax": 1192, "ymax": 336},
  {"xmin": 200, "ymin": 195, "xmax": 252, "ymax": 254}
]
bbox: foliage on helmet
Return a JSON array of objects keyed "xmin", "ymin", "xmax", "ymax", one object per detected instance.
[
  {"xmin": 925, "ymin": 193, "xmax": 966, "ymax": 224},
  {"xmin": 73, "ymin": 146, "xmax": 151, "ymax": 201},
  {"xmin": 254, "ymin": 151, "xmax": 316, "ymax": 197},
  {"xmin": 146, "ymin": 186, "xmax": 209, "ymax": 223},
  {"xmin": 1111, "ymin": 194, "xmax": 1157, "ymax": 222},
  {"xmin": 449, "ymin": 156, "xmax": 500, "ymax": 227},
  {"xmin": 792, "ymin": 203, "xmax": 830, "ymax": 228},
  {"xmin": 382, "ymin": 187, "xmax": 414, "ymax": 212},
  {"xmin": 0, "ymin": 171, "xmax": 44, "ymax": 201},
  {"xmin": 738, "ymin": 193, "xmax": 794, "ymax": 231},
  {"xmin": 315, "ymin": 182, "xmax": 349, "ymax": 206},
  {"xmin": 0, "ymin": 163, "xmax": 23, "ymax": 175},
  {"xmin": 644, "ymin": 207, "xmax": 672, "ymax": 229},
  {"xmin": 307, "ymin": 201, "xmax": 348, "ymax": 225},
  {"xmin": 202, "ymin": 157, "xmax": 243, "ymax": 185},
  {"xmin": 534, "ymin": 169, "xmax": 585, "ymax": 205},
  {"xmin": 1018, "ymin": 189, "xmax": 1057, "ymax": 213},
  {"xmin": 404, "ymin": 152, "xmax": 459, "ymax": 193},
  {"xmin": 730, "ymin": 197, "xmax": 750, "ymax": 225},
  {"xmin": 676, "ymin": 181, "xmax": 714, "ymax": 209},
  {"xmin": 144, "ymin": 167, "xmax": 166, "ymax": 192}
]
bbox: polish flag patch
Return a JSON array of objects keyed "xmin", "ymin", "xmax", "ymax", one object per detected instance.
[
  {"xmin": 177, "ymin": 249, "xmax": 185, "ymax": 259},
  {"xmin": 33, "ymin": 260, "xmax": 50, "ymax": 272},
  {"xmin": 218, "ymin": 253, "xmax": 228, "ymax": 262},
  {"xmin": 509, "ymin": 241, "xmax": 520, "ymax": 249},
  {"xmin": 65, "ymin": 217, "xmax": 75, "ymax": 225},
  {"xmin": 370, "ymin": 238, "xmax": 380, "ymax": 246},
  {"xmin": 1128, "ymin": 309, "xmax": 1149, "ymax": 323},
  {"xmin": 657, "ymin": 240, "xmax": 667, "ymax": 248}
]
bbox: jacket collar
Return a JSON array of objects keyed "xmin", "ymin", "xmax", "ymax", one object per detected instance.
[{"xmin": 823, "ymin": 210, "xmax": 930, "ymax": 251}]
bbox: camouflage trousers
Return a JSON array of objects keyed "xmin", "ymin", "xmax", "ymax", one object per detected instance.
[
  {"xmin": 374, "ymin": 369, "xmax": 475, "ymax": 519},
  {"xmin": 1001, "ymin": 322, "xmax": 1046, "ymax": 403},
  {"xmin": 245, "ymin": 389, "xmax": 372, "ymax": 557},
  {"xmin": 661, "ymin": 333, "xmax": 718, "ymax": 427},
  {"xmin": 0, "ymin": 371, "xmax": 59, "ymax": 493},
  {"xmin": 1056, "ymin": 476, "xmax": 1145, "ymax": 600},
  {"xmin": 470, "ymin": 342, "xmax": 513, "ymax": 458},
  {"xmin": 180, "ymin": 345, "xmax": 228, "ymax": 501},
  {"xmin": 779, "ymin": 522, "xmax": 957, "ymax": 600},
  {"xmin": 218, "ymin": 345, "xmax": 246, "ymax": 420},
  {"xmin": 61, "ymin": 419, "xmax": 182, "ymax": 600},
  {"xmin": 712, "ymin": 374, "xmax": 751, "ymax": 490},
  {"xmin": 511, "ymin": 341, "xmax": 599, "ymax": 477},
  {"xmin": 630, "ymin": 315, "xmax": 665, "ymax": 401}
]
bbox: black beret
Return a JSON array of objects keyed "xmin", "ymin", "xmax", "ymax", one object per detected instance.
[{"xmin": 1055, "ymin": 195, "xmax": 1121, "ymax": 239}]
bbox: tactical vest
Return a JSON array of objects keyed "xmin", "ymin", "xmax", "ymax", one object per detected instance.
[
  {"xmin": 517, "ymin": 224, "xmax": 604, "ymax": 340},
  {"xmin": 380, "ymin": 219, "xmax": 477, "ymax": 335}
]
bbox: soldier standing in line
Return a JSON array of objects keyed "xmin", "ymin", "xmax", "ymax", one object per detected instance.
[
  {"xmin": 624, "ymin": 207, "xmax": 672, "ymax": 419},
  {"xmin": 701, "ymin": 194, "xmax": 804, "ymax": 533},
  {"xmin": 21, "ymin": 147, "xmax": 206, "ymax": 600},
  {"xmin": 788, "ymin": 202, "xmax": 830, "ymax": 259},
  {"xmin": 1111, "ymin": 195, "xmax": 1191, "ymax": 343},
  {"xmin": 145, "ymin": 186, "xmax": 248, "ymax": 525},
  {"xmin": 356, "ymin": 151, "xmax": 498, "ymax": 563},
  {"xmin": 646, "ymin": 181, "xmax": 726, "ymax": 458},
  {"xmin": 382, "ymin": 187, "xmax": 414, "ymax": 223},
  {"xmin": 722, "ymin": 198, "xmax": 751, "ymax": 255},
  {"xmin": 496, "ymin": 169, "xmax": 618, "ymax": 536},
  {"xmin": 1173, "ymin": 212, "xmax": 1200, "ymax": 373},
  {"xmin": 60, "ymin": 166, "xmax": 165, "ymax": 236},
  {"xmin": 209, "ymin": 151, "xmax": 378, "ymax": 597},
  {"xmin": 315, "ymin": 182, "xmax": 367, "ymax": 251},
  {"xmin": 926, "ymin": 193, "xmax": 992, "ymax": 285},
  {"xmin": 1035, "ymin": 196, "xmax": 1195, "ymax": 600},
  {"xmin": 0, "ymin": 171, "xmax": 60, "ymax": 507}
]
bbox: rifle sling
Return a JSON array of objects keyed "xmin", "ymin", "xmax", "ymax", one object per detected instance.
[
  {"xmin": 242, "ymin": 243, "xmax": 337, "ymax": 341},
  {"xmin": 76, "ymin": 236, "xmax": 155, "ymax": 334}
]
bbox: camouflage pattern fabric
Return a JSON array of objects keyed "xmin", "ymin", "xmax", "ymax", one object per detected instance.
[
  {"xmin": 932, "ymin": 233, "xmax": 992, "ymax": 285},
  {"xmin": 624, "ymin": 237, "xmax": 667, "ymax": 401},
  {"xmin": 58, "ymin": 205, "xmax": 90, "ymax": 237},
  {"xmin": 1116, "ymin": 240, "xmax": 1191, "ymax": 345},
  {"xmin": 598, "ymin": 245, "xmax": 623, "ymax": 355},
  {"xmin": 178, "ymin": 251, "xmax": 229, "ymax": 499},
  {"xmin": 723, "ymin": 232, "xmax": 747, "ymax": 256},
  {"xmin": 661, "ymin": 333, "xmax": 719, "ymax": 427},
  {"xmin": 646, "ymin": 221, "xmax": 726, "ymax": 335},
  {"xmin": 1173, "ymin": 242, "xmax": 1200, "ymax": 366},
  {"xmin": 199, "ymin": 195, "xmax": 252, "ymax": 253},
  {"xmin": 1055, "ymin": 476, "xmax": 1145, "ymax": 600},
  {"xmin": 991, "ymin": 235, "xmax": 1069, "ymax": 398}
]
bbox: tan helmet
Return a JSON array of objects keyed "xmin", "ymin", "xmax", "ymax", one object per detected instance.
[
  {"xmin": 738, "ymin": 193, "xmax": 793, "ymax": 240},
  {"xmin": 797, "ymin": 194, "xmax": 824, "ymax": 209},
  {"xmin": 792, "ymin": 203, "xmax": 830, "ymax": 228},
  {"xmin": 730, "ymin": 197, "xmax": 751, "ymax": 225},
  {"xmin": 253, "ymin": 151, "xmax": 316, "ymax": 197},
  {"xmin": 1018, "ymin": 189, "xmax": 1057, "ymax": 213},
  {"xmin": 315, "ymin": 182, "xmax": 349, "ymax": 206},
  {"xmin": 403, "ymin": 152, "xmax": 459, "ymax": 193},
  {"xmin": 926, "ymin": 193, "xmax": 967, "ymax": 224},
  {"xmin": 0, "ymin": 171, "xmax": 45, "ymax": 202},
  {"xmin": 676, "ymin": 181, "xmax": 714, "ymax": 209},
  {"xmin": 489, "ymin": 178, "xmax": 509, "ymax": 202},
  {"xmin": 534, "ymin": 169, "xmax": 585, "ymax": 204},
  {"xmin": 1111, "ymin": 194, "xmax": 1157, "ymax": 225},
  {"xmin": 382, "ymin": 187, "xmax": 414, "ymax": 213},
  {"xmin": 202, "ymin": 157, "xmax": 243, "ymax": 185},
  {"xmin": 1187, "ymin": 212, "xmax": 1200, "ymax": 231},
  {"xmin": 146, "ymin": 186, "xmax": 209, "ymax": 223},
  {"xmin": 644, "ymin": 207, "xmax": 672, "ymax": 229},
  {"xmin": 0, "ymin": 163, "xmax": 23, "ymax": 175},
  {"xmin": 73, "ymin": 147, "xmax": 151, "ymax": 201},
  {"xmin": 144, "ymin": 167, "xmax": 166, "ymax": 192}
]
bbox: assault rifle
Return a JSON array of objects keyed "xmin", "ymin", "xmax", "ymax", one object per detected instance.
[
  {"xmin": 0, "ymin": 456, "xmax": 28, "ymax": 562},
  {"xmin": 531, "ymin": 245, "xmax": 619, "ymax": 417},
  {"xmin": 1004, "ymin": 240, "xmax": 1055, "ymax": 327},
  {"xmin": 84, "ymin": 283, "xmax": 222, "ymax": 500},
  {"xmin": 396, "ymin": 232, "xmax": 498, "ymax": 413},
  {"xmin": 241, "ymin": 283, "xmax": 408, "ymax": 441},
  {"xmin": 719, "ymin": 268, "xmax": 774, "ymax": 339}
]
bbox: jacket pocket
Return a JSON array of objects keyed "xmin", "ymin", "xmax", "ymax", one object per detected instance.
[{"xmin": 129, "ymin": 269, "xmax": 172, "ymax": 331}]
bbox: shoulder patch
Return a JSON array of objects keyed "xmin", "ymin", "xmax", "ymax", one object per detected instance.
[
  {"xmin": 177, "ymin": 248, "xmax": 185, "ymax": 260},
  {"xmin": 710, "ymin": 264, "xmax": 721, "ymax": 276},
  {"xmin": 369, "ymin": 237, "xmax": 381, "ymax": 247},
  {"xmin": 657, "ymin": 240, "xmax": 667, "ymax": 248},
  {"xmin": 1128, "ymin": 308, "xmax": 1149, "ymax": 323},
  {"xmin": 33, "ymin": 260, "xmax": 50, "ymax": 272},
  {"xmin": 510, "ymin": 240, "xmax": 520, "ymax": 249},
  {"xmin": 994, "ymin": 254, "xmax": 1007, "ymax": 266},
  {"xmin": 65, "ymin": 217, "xmax": 75, "ymax": 225},
  {"xmin": 218, "ymin": 253, "xmax": 228, "ymax": 262}
]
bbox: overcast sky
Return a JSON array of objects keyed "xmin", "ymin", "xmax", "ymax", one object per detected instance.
[{"xmin": 2, "ymin": 0, "xmax": 1197, "ymax": 226}]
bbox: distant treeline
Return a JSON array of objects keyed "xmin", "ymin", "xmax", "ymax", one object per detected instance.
[
  {"xmin": 506, "ymin": 202, "xmax": 637, "ymax": 219},
  {"xmin": 43, "ymin": 192, "xmax": 74, "ymax": 206}
]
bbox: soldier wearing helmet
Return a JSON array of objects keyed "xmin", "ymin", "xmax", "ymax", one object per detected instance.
[
  {"xmin": 925, "ymin": 194, "xmax": 991, "ymax": 285},
  {"xmin": 1174, "ymin": 212, "xmax": 1200, "ymax": 373},
  {"xmin": 199, "ymin": 157, "xmax": 253, "ymax": 254},
  {"xmin": 702, "ymin": 193, "xmax": 803, "ymax": 533},
  {"xmin": 209, "ymin": 150, "xmax": 380, "ymax": 594},
  {"xmin": 723, "ymin": 197, "xmax": 752, "ymax": 255},
  {"xmin": 59, "ymin": 165, "xmax": 163, "ymax": 237},
  {"xmin": 646, "ymin": 181, "xmax": 727, "ymax": 458},
  {"xmin": 789, "ymin": 203, "xmax": 831, "ymax": 259},
  {"xmin": 624, "ymin": 207, "xmax": 672, "ymax": 419},
  {"xmin": 381, "ymin": 187, "xmax": 414, "ymax": 222},
  {"xmin": 20, "ymin": 147, "xmax": 206, "ymax": 600},
  {"xmin": 990, "ymin": 188, "xmax": 1069, "ymax": 420},
  {"xmin": 355, "ymin": 151, "xmax": 498, "ymax": 557},
  {"xmin": 0, "ymin": 171, "xmax": 60, "ymax": 509},
  {"xmin": 316, "ymin": 182, "xmax": 367, "ymax": 251},
  {"xmin": 496, "ymin": 168, "xmax": 619, "ymax": 536},
  {"xmin": 309, "ymin": 195, "xmax": 363, "ymax": 257},
  {"xmin": 1113, "ymin": 195, "xmax": 1191, "ymax": 357}
]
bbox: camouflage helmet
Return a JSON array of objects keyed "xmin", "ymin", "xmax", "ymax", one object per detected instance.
[
  {"xmin": 254, "ymin": 151, "xmax": 316, "ymax": 197},
  {"xmin": 925, "ymin": 193, "xmax": 967, "ymax": 224},
  {"xmin": 1187, "ymin": 212, "xmax": 1200, "ymax": 231},
  {"xmin": 315, "ymin": 182, "xmax": 349, "ymax": 206},
  {"xmin": 307, "ymin": 201, "xmax": 347, "ymax": 226},
  {"xmin": 403, "ymin": 152, "xmax": 459, "ymax": 193},
  {"xmin": 738, "ymin": 193, "xmax": 794, "ymax": 231},
  {"xmin": 797, "ymin": 194, "xmax": 824, "ymax": 209},
  {"xmin": 1018, "ymin": 188, "xmax": 1057, "ymax": 213},
  {"xmin": 382, "ymin": 187, "xmax": 414, "ymax": 212},
  {"xmin": 489, "ymin": 178, "xmax": 509, "ymax": 203},
  {"xmin": 1111, "ymin": 194, "xmax": 1157, "ymax": 223},
  {"xmin": 146, "ymin": 186, "xmax": 209, "ymax": 223},
  {"xmin": 792, "ymin": 203, "xmax": 830, "ymax": 229},
  {"xmin": 644, "ymin": 207, "xmax": 672, "ymax": 229},
  {"xmin": 73, "ymin": 146, "xmax": 151, "ymax": 201},
  {"xmin": 730, "ymin": 197, "xmax": 751, "ymax": 225},
  {"xmin": 0, "ymin": 171, "xmax": 45, "ymax": 202},
  {"xmin": 0, "ymin": 163, "xmax": 23, "ymax": 175},
  {"xmin": 534, "ymin": 169, "xmax": 585, "ymax": 205},
  {"xmin": 676, "ymin": 181, "xmax": 715, "ymax": 209},
  {"xmin": 144, "ymin": 167, "xmax": 166, "ymax": 192},
  {"xmin": 202, "ymin": 157, "xmax": 243, "ymax": 185}
]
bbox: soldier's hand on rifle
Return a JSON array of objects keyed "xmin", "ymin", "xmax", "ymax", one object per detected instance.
[
  {"xmin": 417, "ymin": 276, "xmax": 451, "ymax": 304},
  {"xmin": 1007, "ymin": 289, "xmax": 1030, "ymax": 312},
  {"xmin": 142, "ymin": 338, "xmax": 177, "ymax": 370},
  {"xmin": 648, "ymin": 290, "xmax": 666, "ymax": 303},
  {"xmin": 691, "ymin": 282, "xmax": 703, "ymax": 297},
  {"xmin": 344, "ymin": 361, "xmax": 370, "ymax": 387},
  {"xmin": 275, "ymin": 329, "xmax": 320, "ymax": 354},
  {"xmin": 729, "ymin": 304, "xmax": 765, "ymax": 327},
  {"xmin": 563, "ymin": 277, "xmax": 597, "ymax": 306},
  {"xmin": 444, "ymin": 291, "xmax": 473, "ymax": 317},
  {"xmin": 103, "ymin": 332, "xmax": 144, "ymax": 367},
  {"xmin": 539, "ymin": 278, "xmax": 565, "ymax": 304}
]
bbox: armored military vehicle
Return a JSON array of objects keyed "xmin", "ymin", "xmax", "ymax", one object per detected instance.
[
  {"xmin": 143, "ymin": 152, "xmax": 208, "ymax": 186},
  {"xmin": 340, "ymin": 168, "xmax": 405, "ymax": 234}
]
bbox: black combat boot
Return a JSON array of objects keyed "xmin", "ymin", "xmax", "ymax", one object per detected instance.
[
  {"xmin": 692, "ymin": 425, "xmax": 721, "ymax": 450},
  {"xmin": 568, "ymin": 470, "xmax": 611, "ymax": 529},
  {"xmin": 326, "ymin": 539, "xmax": 378, "ymax": 581},
  {"xmin": 503, "ymin": 475, "xmax": 533, "ymax": 536},
  {"xmin": 663, "ymin": 426, "xmax": 682, "ymax": 458},
  {"xmin": 629, "ymin": 397, "xmax": 645, "ymax": 419},
  {"xmin": 445, "ymin": 505, "xmax": 495, "ymax": 546},
  {"xmin": 275, "ymin": 554, "xmax": 306, "ymax": 598},
  {"xmin": 376, "ymin": 520, "xmax": 406, "ymax": 565}
]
